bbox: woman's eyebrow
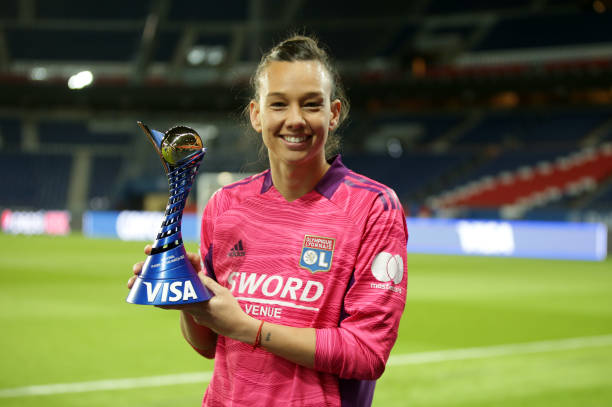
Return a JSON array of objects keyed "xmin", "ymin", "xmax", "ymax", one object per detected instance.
[{"xmin": 265, "ymin": 91, "xmax": 324, "ymax": 98}]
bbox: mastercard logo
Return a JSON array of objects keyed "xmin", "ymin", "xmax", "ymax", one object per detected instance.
[{"xmin": 371, "ymin": 252, "xmax": 403, "ymax": 285}]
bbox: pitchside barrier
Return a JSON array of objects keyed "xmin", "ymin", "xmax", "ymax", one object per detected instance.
[
  {"xmin": 1, "ymin": 209, "xmax": 71, "ymax": 235},
  {"xmin": 406, "ymin": 218, "xmax": 607, "ymax": 261},
  {"xmin": 80, "ymin": 211, "xmax": 608, "ymax": 261}
]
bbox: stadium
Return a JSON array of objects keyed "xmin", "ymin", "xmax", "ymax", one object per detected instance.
[{"xmin": 1, "ymin": 1, "xmax": 611, "ymax": 406}]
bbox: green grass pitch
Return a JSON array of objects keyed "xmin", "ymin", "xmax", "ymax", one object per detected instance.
[{"xmin": 0, "ymin": 233, "xmax": 611, "ymax": 406}]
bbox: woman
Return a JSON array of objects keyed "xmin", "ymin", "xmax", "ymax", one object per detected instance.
[{"xmin": 129, "ymin": 35, "xmax": 408, "ymax": 407}]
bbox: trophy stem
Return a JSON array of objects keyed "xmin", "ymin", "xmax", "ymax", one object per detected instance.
[{"xmin": 151, "ymin": 151, "xmax": 204, "ymax": 255}]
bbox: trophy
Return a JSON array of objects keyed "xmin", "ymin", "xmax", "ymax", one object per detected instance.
[{"xmin": 127, "ymin": 122, "xmax": 213, "ymax": 305}]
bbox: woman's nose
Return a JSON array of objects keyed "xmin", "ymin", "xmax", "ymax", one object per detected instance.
[{"xmin": 285, "ymin": 105, "xmax": 306, "ymax": 129}]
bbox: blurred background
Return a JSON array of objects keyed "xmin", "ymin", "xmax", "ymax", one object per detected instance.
[
  {"xmin": 1, "ymin": 2, "xmax": 612, "ymax": 406},
  {"xmin": 1, "ymin": 0, "xmax": 611, "ymax": 236}
]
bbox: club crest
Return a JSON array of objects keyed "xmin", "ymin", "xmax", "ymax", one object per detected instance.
[{"xmin": 299, "ymin": 235, "xmax": 335, "ymax": 273}]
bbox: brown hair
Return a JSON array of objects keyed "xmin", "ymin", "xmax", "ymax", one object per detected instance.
[{"xmin": 248, "ymin": 34, "xmax": 350, "ymax": 159}]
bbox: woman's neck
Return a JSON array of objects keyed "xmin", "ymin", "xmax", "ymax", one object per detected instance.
[{"xmin": 269, "ymin": 156, "xmax": 330, "ymax": 202}]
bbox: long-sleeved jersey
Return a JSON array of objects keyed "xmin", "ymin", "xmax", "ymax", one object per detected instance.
[{"xmin": 198, "ymin": 156, "xmax": 408, "ymax": 407}]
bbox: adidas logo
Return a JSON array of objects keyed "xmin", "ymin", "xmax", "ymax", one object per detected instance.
[{"xmin": 228, "ymin": 240, "xmax": 245, "ymax": 257}]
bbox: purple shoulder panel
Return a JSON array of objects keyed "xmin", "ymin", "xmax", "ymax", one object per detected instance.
[
  {"xmin": 260, "ymin": 170, "xmax": 273, "ymax": 193},
  {"xmin": 315, "ymin": 155, "xmax": 350, "ymax": 199},
  {"xmin": 342, "ymin": 179, "xmax": 390, "ymax": 211},
  {"xmin": 345, "ymin": 173, "xmax": 399, "ymax": 210}
]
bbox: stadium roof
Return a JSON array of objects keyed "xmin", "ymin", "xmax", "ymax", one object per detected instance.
[{"xmin": 1, "ymin": 0, "xmax": 612, "ymax": 113}]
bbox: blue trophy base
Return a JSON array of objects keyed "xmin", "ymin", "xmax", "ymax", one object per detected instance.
[{"xmin": 126, "ymin": 245, "xmax": 213, "ymax": 305}]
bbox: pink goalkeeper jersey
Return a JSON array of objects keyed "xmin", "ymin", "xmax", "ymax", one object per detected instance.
[{"xmin": 198, "ymin": 156, "xmax": 408, "ymax": 407}]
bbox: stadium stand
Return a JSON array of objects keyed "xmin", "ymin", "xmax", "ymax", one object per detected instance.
[
  {"xmin": 343, "ymin": 151, "xmax": 471, "ymax": 202},
  {"xmin": 474, "ymin": 13, "xmax": 612, "ymax": 51},
  {"xmin": 579, "ymin": 179, "xmax": 612, "ymax": 210},
  {"xmin": 0, "ymin": 119, "xmax": 21, "ymax": 150},
  {"xmin": 88, "ymin": 156, "xmax": 125, "ymax": 203},
  {"xmin": 0, "ymin": 1, "xmax": 611, "ymax": 230},
  {"xmin": 0, "ymin": 151, "xmax": 72, "ymax": 210},
  {"xmin": 38, "ymin": 121, "xmax": 133, "ymax": 146},
  {"xmin": 368, "ymin": 112, "xmax": 464, "ymax": 146},
  {"xmin": 427, "ymin": 0, "xmax": 533, "ymax": 15},
  {"xmin": 6, "ymin": 29, "xmax": 142, "ymax": 62},
  {"xmin": 430, "ymin": 144, "xmax": 612, "ymax": 213},
  {"xmin": 456, "ymin": 110, "xmax": 610, "ymax": 146}
]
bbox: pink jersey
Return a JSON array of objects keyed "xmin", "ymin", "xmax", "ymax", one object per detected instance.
[{"xmin": 198, "ymin": 156, "xmax": 408, "ymax": 407}]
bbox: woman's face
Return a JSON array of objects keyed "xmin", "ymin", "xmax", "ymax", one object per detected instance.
[{"xmin": 250, "ymin": 60, "xmax": 341, "ymax": 168}]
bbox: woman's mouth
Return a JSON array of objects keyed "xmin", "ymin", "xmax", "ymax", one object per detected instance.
[{"xmin": 282, "ymin": 135, "xmax": 309, "ymax": 144}]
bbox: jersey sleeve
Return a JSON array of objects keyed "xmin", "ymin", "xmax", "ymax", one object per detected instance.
[
  {"xmin": 199, "ymin": 188, "xmax": 222, "ymax": 281},
  {"xmin": 314, "ymin": 199, "xmax": 408, "ymax": 380}
]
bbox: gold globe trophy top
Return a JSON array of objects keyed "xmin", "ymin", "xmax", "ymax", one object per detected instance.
[
  {"xmin": 137, "ymin": 121, "xmax": 204, "ymax": 173},
  {"xmin": 161, "ymin": 126, "xmax": 203, "ymax": 166}
]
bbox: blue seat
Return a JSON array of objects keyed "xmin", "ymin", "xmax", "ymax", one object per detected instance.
[{"xmin": 0, "ymin": 152, "xmax": 72, "ymax": 209}]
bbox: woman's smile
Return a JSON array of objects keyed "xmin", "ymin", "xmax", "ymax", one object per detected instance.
[{"xmin": 280, "ymin": 134, "xmax": 312, "ymax": 148}]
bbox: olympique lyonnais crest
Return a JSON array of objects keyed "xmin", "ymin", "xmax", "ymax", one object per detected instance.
[{"xmin": 299, "ymin": 235, "xmax": 335, "ymax": 273}]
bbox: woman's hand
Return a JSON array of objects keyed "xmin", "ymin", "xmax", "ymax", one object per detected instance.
[
  {"xmin": 127, "ymin": 244, "xmax": 202, "ymax": 289},
  {"xmin": 127, "ymin": 245, "xmax": 314, "ymax": 366},
  {"xmin": 160, "ymin": 273, "xmax": 257, "ymax": 342},
  {"xmin": 126, "ymin": 245, "xmax": 147, "ymax": 289},
  {"xmin": 127, "ymin": 244, "xmax": 255, "ymax": 342}
]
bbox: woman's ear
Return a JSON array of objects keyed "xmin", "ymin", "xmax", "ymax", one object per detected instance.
[
  {"xmin": 249, "ymin": 100, "xmax": 262, "ymax": 133},
  {"xmin": 329, "ymin": 99, "xmax": 341, "ymax": 131}
]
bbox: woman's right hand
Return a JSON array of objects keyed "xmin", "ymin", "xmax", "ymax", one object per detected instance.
[
  {"xmin": 127, "ymin": 244, "xmax": 203, "ymax": 289},
  {"xmin": 127, "ymin": 244, "xmax": 152, "ymax": 289}
]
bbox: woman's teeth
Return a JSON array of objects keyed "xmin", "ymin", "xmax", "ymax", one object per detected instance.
[{"xmin": 284, "ymin": 135, "xmax": 307, "ymax": 143}]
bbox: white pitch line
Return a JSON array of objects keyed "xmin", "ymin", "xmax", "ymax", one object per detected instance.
[
  {"xmin": 0, "ymin": 372, "xmax": 213, "ymax": 399},
  {"xmin": 2, "ymin": 334, "xmax": 611, "ymax": 399},
  {"xmin": 387, "ymin": 334, "xmax": 612, "ymax": 366}
]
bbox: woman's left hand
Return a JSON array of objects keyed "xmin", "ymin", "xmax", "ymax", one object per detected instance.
[
  {"xmin": 161, "ymin": 272, "xmax": 315, "ymax": 368},
  {"xmin": 159, "ymin": 272, "xmax": 255, "ymax": 341}
]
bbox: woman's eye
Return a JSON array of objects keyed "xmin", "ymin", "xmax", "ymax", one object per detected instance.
[
  {"xmin": 304, "ymin": 102, "xmax": 322, "ymax": 109},
  {"xmin": 270, "ymin": 102, "xmax": 286, "ymax": 108}
]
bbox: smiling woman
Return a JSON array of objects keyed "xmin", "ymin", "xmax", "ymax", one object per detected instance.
[
  {"xmin": 245, "ymin": 36, "xmax": 350, "ymax": 201},
  {"xmin": 249, "ymin": 59, "xmax": 342, "ymax": 200},
  {"xmin": 128, "ymin": 34, "xmax": 408, "ymax": 407}
]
